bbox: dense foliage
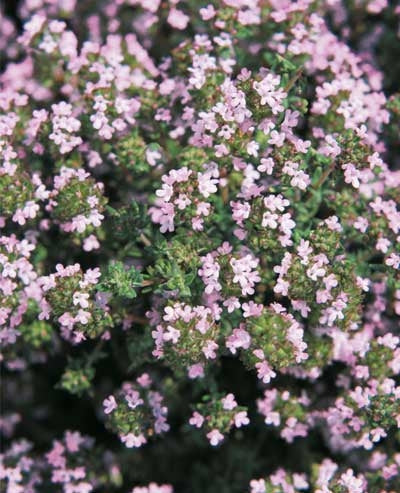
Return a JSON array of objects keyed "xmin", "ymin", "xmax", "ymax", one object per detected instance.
[{"xmin": 1, "ymin": 1, "xmax": 400, "ymax": 492}]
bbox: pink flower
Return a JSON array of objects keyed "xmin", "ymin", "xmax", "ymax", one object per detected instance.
[
  {"xmin": 137, "ymin": 373, "xmax": 152, "ymax": 388},
  {"xmin": 12, "ymin": 209, "xmax": 27, "ymax": 225},
  {"xmin": 255, "ymin": 360, "xmax": 276, "ymax": 384},
  {"xmin": 73, "ymin": 292, "xmax": 90, "ymax": 309},
  {"xmin": 75, "ymin": 309, "xmax": 91, "ymax": 325},
  {"xmin": 167, "ymin": 9, "xmax": 190, "ymax": 30},
  {"xmin": 46, "ymin": 441, "xmax": 66, "ymax": 468},
  {"xmin": 376, "ymin": 237, "xmax": 390, "ymax": 253},
  {"xmin": 274, "ymin": 278, "xmax": 289, "ymax": 296},
  {"xmin": 202, "ymin": 340, "xmax": 218, "ymax": 359},
  {"xmin": 163, "ymin": 325, "xmax": 180, "ymax": 344},
  {"xmin": 125, "ymin": 390, "xmax": 144, "ymax": 410},
  {"xmin": 226, "ymin": 326, "xmax": 251, "ymax": 354},
  {"xmin": 234, "ymin": 411, "xmax": 249, "ymax": 428},
  {"xmin": 342, "ymin": 163, "xmax": 361, "ymax": 188},
  {"xmin": 197, "ymin": 170, "xmax": 219, "ymax": 198},
  {"xmin": 385, "ymin": 253, "xmax": 400, "ymax": 269},
  {"xmin": 65, "ymin": 430, "xmax": 84, "ymax": 453},
  {"xmin": 23, "ymin": 200, "xmax": 40, "ymax": 219},
  {"xmin": 189, "ymin": 412, "xmax": 204, "ymax": 428},
  {"xmin": 58, "ymin": 312, "xmax": 75, "ymax": 329},
  {"xmin": 258, "ymin": 157, "xmax": 275, "ymax": 175},
  {"xmin": 250, "ymin": 479, "xmax": 266, "ymax": 493},
  {"xmin": 199, "ymin": 5, "xmax": 216, "ymax": 21},
  {"xmin": 146, "ymin": 148, "xmax": 162, "ymax": 166},
  {"xmin": 264, "ymin": 411, "xmax": 280, "ymax": 427},
  {"xmin": 246, "ymin": 141, "xmax": 259, "ymax": 157},
  {"xmin": 121, "ymin": 433, "xmax": 147, "ymax": 448},
  {"xmin": 253, "ymin": 73, "xmax": 286, "ymax": 114},
  {"xmin": 223, "ymin": 297, "xmax": 241, "ymax": 313},
  {"xmin": 188, "ymin": 363, "xmax": 205, "ymax": 379},
  {"xmin": 83, "ymin": 268, "xmax": 101, "ymax": 285},
  {"xmin": 230, "ymin": 255, "xmax": 260, "ymax": 296},
  {"xmin": 222, "ymin": 393, "xmax": 237, "ymax": 410},
  {"xmin": 83, "ymin": 234, "xmax": 100, "ymax": 252},
  {"xmin": 71, "ymin": 214, "xmax": 88, "ymax": 233},
  {"xmin": 370, "ymin": 427, "xmax": 387, "ymax": 442},
  {"xmin": 242, "ymin": 301, "xmax": 263, "ymax": 318},
  {"xmin": 207, "ymin": 429, "xmax": 224, "ymax": 446}
]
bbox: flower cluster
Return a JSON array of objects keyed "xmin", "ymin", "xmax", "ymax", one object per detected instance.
[
  {"xmin": 0, "ymin": 235, "xmax": 42, "ymax": 360},
  {"xmin": 47, "ymin": 166, "xmax": 106, "ymax": 241},
  {"xmin": 150, "ymin": 302, "xmax": 221, "ymax": 378},
  {"xmin": 150, "ymin": 163, "xmax": 220, "ymax": 233},
  {"xmin": 232, "ymin": 193, "xmax": 296, "ymax": 250},
  {"xmin": 250, "ymin": 469, "xmax": 308, "ymax": 493},
  {"xmin": 250, "ymin": 456, "xmax": 400, "ymax": 493},
  {"xmin": 240, "ymin": 304, "xmax": 308, "ymax": 384},
  {"xmin": 189, "ymin": 393, "xmax": 249, "ymax": 446},
  {"xmin": 272, "ymin": 225, "xmax": 364, "ymax": 330},
  {"xmin": 40, "ymin": 264, "xmax": 112, "ymax": 343},
  {"xmin": 0, "ymin": 431, "xmax": 119, "ymax": 493},
  {"xmin": 257, "ymin": 389, "xmax": 312, "ymax": 443},
  {"xmin": 198, "ymin": 241, "xmax": 260, "ymax": 298},
  {"xmin": 322, "ymin": 378, "xmax": 400, "ymax": 451},
  {"xmin": 0, "ymin": 112, "xmax": 48, "ymax": 225},
  {"xmin": 103, "ymin": 374, "xmax": 169, "ymax": 448}
]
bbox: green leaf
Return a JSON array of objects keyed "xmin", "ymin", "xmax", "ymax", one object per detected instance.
[{"xmin": 99, "ymin": 261, "xmax": 143, "ymax": 299}]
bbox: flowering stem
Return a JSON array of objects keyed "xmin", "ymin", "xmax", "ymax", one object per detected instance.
[
  {"xmin": 304, "ymin": 160, "xmax": 337, "ymax": 204},
  {"xmin": 220, "ymin": 167, "xmax": 228, "ymax": 204},
  {"xmin": 86, "ymin": 339, "xmax": 105, "ymax": 368},
  {"xmin": 284, "ymin": 68, "xmax": 303, "ymax": 93},
  {"xmin": 313, "ymin": 160, "xmax": 337, "ymax": 190},
  {"xmin": 139, "ymin": 233, "xmax": 152, "ymax": 247}
]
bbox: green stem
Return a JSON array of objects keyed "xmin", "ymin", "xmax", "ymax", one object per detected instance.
[
  {"xmin": 313, "ymin": 160, "xmax": 336, "ymax": 190},
  {"xmin": 86, "ymin": 339, "xmax": 105, "ymax": 367},
  {"xmin": 139, "ymin": 232, "xmax": 152, "ymax": 247},
  {"xmin": 284, "ymin": 68, "xmax": 303, "ymax": 93},
  {"xmin": 303, "ymin": 160, "xmax": 337, "ymax": 205}
]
